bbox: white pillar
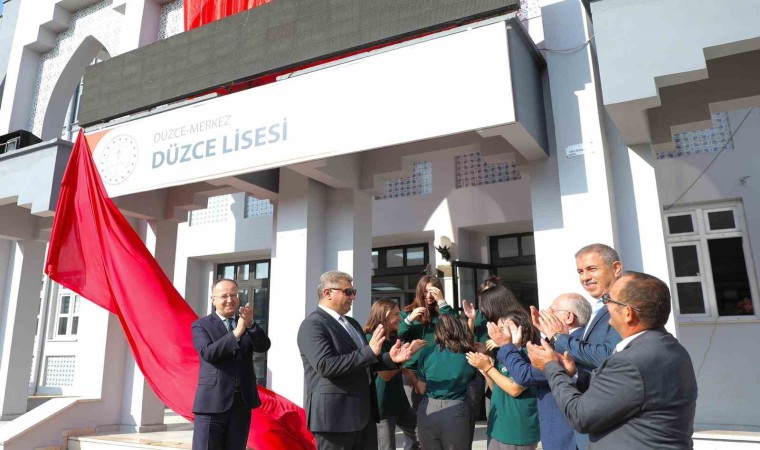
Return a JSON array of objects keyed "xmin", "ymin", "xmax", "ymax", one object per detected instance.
[
  {"xmin": 530, "ymin": 0, "xmax": 618, "ymax": 306},
  {"xmin": 268, "ymin": 169, "xmax": 326, "ymax": 404},
  {"xmin": 0, "ymin": 240, "xmax": 46, "ymax": 420},
  {"xmin": 267, "ymin": 169, "xmax": 374, "ymax": 404},
  {"xmin": 118, "ymin": 219, "xmax": 178, "ymax": 432}
]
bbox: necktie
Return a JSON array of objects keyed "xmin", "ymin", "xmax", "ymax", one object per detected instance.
[
  {"xmin": 339, "ymin": 316, "xmax": 364, "ymax": 349},
  {"xmin": 224, "ymin": 318, "xmax": 233, "ymax": 332}
]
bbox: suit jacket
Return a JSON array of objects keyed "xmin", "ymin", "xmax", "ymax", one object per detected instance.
[
  {"xmin": 499, "ymin": 327, "xmax": 585, "ymax": 450},
  {"xmin": 297, "ymin": 308, "xmax": 397, "ymax": 433},
  {"xmin": 192, "ymin": 313, "xmax": 272, "ymax": 414},
  {"xmin": 554, "ymin": 305, "xmax": 621, "ymax": 372},
  {"xmin": 545, "ymin": 328, "xmax": 698, "ymax": 450}
]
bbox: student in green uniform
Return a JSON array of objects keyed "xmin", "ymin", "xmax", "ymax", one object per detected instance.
[
  {"xmin": 466, "ymin": 309, "xmax": 541, "ymax": 450},
  {"xmin": 415, "ymin": 314, "xmax": 478, "ymax": 450},
  {"xmin": 399, "ymin": 275, "xmax": 455, "ymax": 411},
  {"xmin": 364, "ymin": 299, "xmax": 426, "ymax": 450}
]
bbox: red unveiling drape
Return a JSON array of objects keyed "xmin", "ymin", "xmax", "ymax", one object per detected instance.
[
  {"xmin": 45, "ymin": 130, "xmax": 314, "ymax": 450},
  {"xmin": 184, "ymin": 0, "xmax": 273, "ymax": 31}
]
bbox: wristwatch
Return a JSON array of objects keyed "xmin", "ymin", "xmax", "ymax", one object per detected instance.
[{"xmin": 549, "ymin": 332, "xmax": 562, "ymax": 346}]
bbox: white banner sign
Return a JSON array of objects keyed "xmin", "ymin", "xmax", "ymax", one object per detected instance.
[{"xmin": 88, "ymin": 22, "xmax": 517, "ymax": 198}]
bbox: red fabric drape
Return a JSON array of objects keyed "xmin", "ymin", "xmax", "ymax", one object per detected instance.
[
  {"xmin": 45, "ymin": 130, "xmax": 315, "ymax": 450},
  {"xmin": 184, "ymin": 0, "xmax": 273, "ymax": 31}
]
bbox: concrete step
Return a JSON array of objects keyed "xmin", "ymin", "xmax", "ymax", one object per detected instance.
[{"xmin": 67, "ymin": 430, "xmax": 191, "ymax": 450}]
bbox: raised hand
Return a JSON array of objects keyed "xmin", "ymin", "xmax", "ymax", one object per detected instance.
[
  {"xmin": 539, "ymin": 310, "xmax": 568, "ymax": 336},
  {"xmin": 506, "ymin": 319, "xmax": 524, "ymax": 348},
  {"xmin": 530, "ymin": 305, "xmax": 542, "ymax": 330},
  {"xmin": 485, "ymin": 339, "xmax": 499, "ymax": 352},
  {"xmin": 487, "ymin": 321, "xmax": 511, "ymax": 347},
  {"xmin": 389, "ymin": 339, "xmax": 413, "ymax": 363},
  {"xmin": 408, "ymin": 307, "xmax": 427, "ymax": 322},
  {"xmin": 466, "ymin": 351, "xmax": 494, "ymax": 372},
  {"xmin": 409, "ymin": 339, "xmax": 428, "ymax": 354},
  {"xmin": 238, "ymin": 305, "xmax": 254, "ymax": 328},
  {"xmin": 369, "ymin": 324, "xmax": 386, "ymax": 356},
  {"xmin": 558, "ymin": 351, "xmax": 577, "ymax": 377},
  {"xmin": 427, "ymin": 286, "xmax": 444, "ymax": 302},
  {"xmin": 462, "ymin": 299, "xmax": 476, "ymax": 320},
  {"xmin": 526, "ymin": 339, "xmax": 561, "ymax": 372}
]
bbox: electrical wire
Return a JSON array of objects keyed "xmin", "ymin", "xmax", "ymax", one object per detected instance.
[{"xmin": 664, "ymin": 107, "xmax": 755, "ymax": 210}]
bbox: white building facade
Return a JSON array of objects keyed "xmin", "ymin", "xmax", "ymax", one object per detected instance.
[{"xmin": 0, "ymin": 0, "xmax": 758, "ymax": 448}]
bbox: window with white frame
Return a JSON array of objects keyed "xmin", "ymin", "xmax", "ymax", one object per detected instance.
[
  {"xmin": 55, "ymin": 292, "xmax": 81, "ymax": 337},
  {"xmin": 665, "ymin": 202, "xmax": 758, "ymax": 318}
]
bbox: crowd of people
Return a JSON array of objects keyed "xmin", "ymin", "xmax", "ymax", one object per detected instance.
[{"xmin": 190, "ymin": 242, "xmax": 699, "ymax": 450}]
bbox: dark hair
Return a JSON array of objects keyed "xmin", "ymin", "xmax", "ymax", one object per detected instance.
[
  {"xmin": 618, "ymin": 271, "xmax": 671, "ymax": 328},
  {"xmin": 500, "ymin": 309, "xmax": 541, "ymax": 346},
  {"xmin": 477, "ymin": 276, "xmax": 501, "ymax": 297},
  {"xmin": 434, "ymin": 314, "xmax": 475, "ymax": 354},
  {"xmin": 575, "ymin": 243, "xmax": 620, "ymax": 267},
  {"xmin": 363, "ymin": 298, "xmax": 400, "ymax": 335},
  {"xmin": 211, "ymin": 278, "xmax": 238, "ymax": 291},
  {"xmin": 479, "ymin": 285, "xmax": 523, "ymax": 323},
  {"xmin": 404, "ymin": 275, "xmax": 444, "ymax": 323}
]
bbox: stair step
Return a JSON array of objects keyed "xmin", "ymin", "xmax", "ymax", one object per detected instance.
[{"xmin": 68, "ymin": 431, "xmax": 191, "ymax": 450}]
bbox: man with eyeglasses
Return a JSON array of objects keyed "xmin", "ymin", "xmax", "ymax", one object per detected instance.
[
  {"xmin": 191, "ymin": 278, "xmax": 271, "ymax": 450},
  {"xmin": 526, "ymin": 271, "xmax": 698, "ymax": 450},
  {"xmin": 298, "ymin": 270, "xmax": 417, "ymax": 450}
]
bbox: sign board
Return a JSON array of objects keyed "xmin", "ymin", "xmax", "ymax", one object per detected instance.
[{"xmin": 86, "ymin": 22, "xmax": 517, "ymax": 198}]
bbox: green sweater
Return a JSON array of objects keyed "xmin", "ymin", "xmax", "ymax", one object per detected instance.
[{"xmin": 398, "ymin": 304, "xmax": 454, "ymax": 371}]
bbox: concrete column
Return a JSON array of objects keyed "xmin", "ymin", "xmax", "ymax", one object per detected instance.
[
  {"xmin": 117, "ymin": 220, "xmax": 178, "ymax": 432},
  {"xmin": 118, "ymin": 0, "xmax": 162, "ymax": 53},
  {"xmin": 529, "ymin": 0, "xmax": 618, "ymax": 306},
  {"xmin": 325, "ymin": 188, "xmax": 373, "ymax": 324},
  {"xmin": 268, "ymin": 169, "xmax": 326, "ymax": 404},
  {"xmin": 0, "ymin": 240, "xmax": 46, "ymax": 420}
]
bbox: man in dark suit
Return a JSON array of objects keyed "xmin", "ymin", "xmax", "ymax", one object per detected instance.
[
  {"xmin": 495, "ymin": 293, "xmax": 591, "ymax": 450},
  {"xmin": 192, "ymin": 278, "xmax": 272, "ymax": 450},
  {"xmin": 528, "ymin": 271, "xmax": 698, "ymax": 450},
  {"xmin": 297, "ymin": 270, "xmax": 414, "ymax": 450}
]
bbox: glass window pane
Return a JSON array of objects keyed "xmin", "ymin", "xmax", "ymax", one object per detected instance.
[
  {"xmin": 371, "ymin": 251, "xmax": 379, "ymax": 269},
  {"xmin": 73, "ymin": 297, "xmax": 80, "ymax": 314},
  {"xmin": 57, "ymin": 317, "xmax": 69, "ymax": 335},
  {"xmin": 372, "ymin": 275, "xmax": 406, "ymax": 293},
  {"xmin": 238, "ymin": 288, "xmax": 250, "ymax": 308},
  {"xmin": 222, "ymin": 265, "xmax": 235, "ymax": 279},
  {"xmin": 237, "ymin": 264, "xmax": 250, "ymax": 281},
  {"xmin": 71, "ymin": 317, "xmax": 79, "ymax": 335},
  {"xmin": 386, "ymin": 248, "xmax": 404, "ymax": 268},
  {"xmin": 496, "ymin": 265, "xmax": 539, "ymax": 310},
  {"xmin": 671, "ymin": 246, "xmax": 700, "ymax": 277},
  {"xmin": 667, "ymin": 215, "xmax": 694, "ymax": 234},
  {"xmin": 255, "ymin": 262, "xmax": 269, "ymax": 279},
  {"xmin": 60, "ymin": 296, "xmax": 70, "ymax": 314},
  {"xmin": 708, "ymin": 210, "xmax": 735, "ymax": 230},
  {"xmin": 677, "ymin": 282, "xmax": 706, "ymax": 314},
  {"xmin": 498, "ymin": 237, "xmax": 519, "ymax": 258},
  {"xmin": 708, "ymin": 237, "xmax": 752, "ymax": 316},
  {"xmin": 406, "ymin": 247, "xmax": 425, "ymax": 266},
  {"xmin": 521, "ymin": 235, "xmax": 535, "ymax": 256}
]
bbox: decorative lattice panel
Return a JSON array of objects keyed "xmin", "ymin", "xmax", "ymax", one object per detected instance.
[
  {"xmin": 517, "ymin": 0, "xmax": 541, "ymax": 21},
  {"xmin": 245, "ymin": 195, "xmax": 274, "ymax": 218},
  {"xmin": 43, "ymin": 355, "xmax": 76, "ymax": 387},
  {"xmin": 658, "ymin": 112, "xmax": 733, "ymax": 160},
  {"xmin": 189, "ymin": 194, "xmax": 235, "ymax": 226},
  {"xmin": 455, "ymin": 152, "xmax": 521, "ymax": 189},
  {"xmin": 158, "ymin": 0, "xmax": 184, "ymax": 40},
  {"xmin": 375, "ymin": 162, "xmax": 433, "ymax": 200}
]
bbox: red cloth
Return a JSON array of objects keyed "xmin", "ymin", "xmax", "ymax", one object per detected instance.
[
  {"xmin": 184, "ymin": 0, "xmax": 272, "ymax": 31},
  {"xmin": 45, "ymin": 130, "xmax": 315, "ymax": 450}
]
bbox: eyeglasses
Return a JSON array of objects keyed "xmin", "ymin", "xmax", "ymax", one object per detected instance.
[
  {"xmin": 601, "ymin": 293, "xmax": 641, "ymax": 312},
  {"xmin": 330, "ymin": 287, "xmax": 357, "ymax": 296},
  {"xmin": 213, "ymin": 293, "xmax": 239, "ymax": 300}
]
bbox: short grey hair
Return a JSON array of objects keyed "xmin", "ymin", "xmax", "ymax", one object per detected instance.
[
  {"xmin": 554, "ymin": 293, "xmax": 592, "ymax": 327},
  {"xmin": 575, "ymin": 243, "xmax": 620, "ymax": 268},
  {"xmin": 317, "ymin": 270, "xmax": 353, "ymax": 300}
]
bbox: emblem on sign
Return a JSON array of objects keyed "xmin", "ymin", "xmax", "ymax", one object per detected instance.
[{"xmin": 94, "ymin": 134, "xmax": 139, "ymax": 185}]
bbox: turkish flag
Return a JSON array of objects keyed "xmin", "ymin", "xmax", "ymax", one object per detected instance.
[
  {"xmin": 45, "ymin": 130, "xmax": 314, "ymax": 449},
  {"xmin": 184, "ymin": 0, "xmax": 273, "ymax": 31}
]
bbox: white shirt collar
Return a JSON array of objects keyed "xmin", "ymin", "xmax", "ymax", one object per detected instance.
[
  {"xmin": 569, "ymin": 326, "xmax": 581, "ymax": 335},
  {"xmin": 215, "ymin": 311, "xmax": 234, "ymax": 322},
  {"xmin": 319, "ymin": 304, "xmax": 343, "ymax": 322},
  {"xmin": 590, "ymin": 298, "xmax": 605, "ymax": 315},
  {"xmin": 615, "ymin": 330, "xmax": 648, "ymax": 353}
]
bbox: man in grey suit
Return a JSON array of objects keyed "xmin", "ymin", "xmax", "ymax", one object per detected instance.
[
  {"xmin": 297, "ymin": 270, "xmax": 414, "ymax": 450},
  {"xmin": 527, "ymin": 271, "xmax": 698, "ymax": 450}
]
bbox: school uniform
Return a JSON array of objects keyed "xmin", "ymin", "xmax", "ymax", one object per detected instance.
[
  {"xmin": 416, "ymin": 345, "xmax": 477, "ymax": 450},
  {"xmin": 487, "ymin": 355, "xmax": 540, "ymax": 450}
]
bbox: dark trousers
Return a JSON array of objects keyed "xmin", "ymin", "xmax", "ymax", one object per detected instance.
[
  {"xmin": 314, "ymin": 420, "xmax": 379, "ymax": 450},
  {"xmin": 192, "ymin": 392, "xmax": 251, "ymax": 450},
  {"xmin": 377, "ymin": 407, "xmax": 419, "ymax": 450}
]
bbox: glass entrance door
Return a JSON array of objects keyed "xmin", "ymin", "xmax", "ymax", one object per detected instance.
[{"xmin": 452, "ymin": 261, "xmax": 495, "ymax": 311}]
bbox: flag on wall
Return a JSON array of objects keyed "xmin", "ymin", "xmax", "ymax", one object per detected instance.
[
  {"xmin": 184, "ymin": 0, "xmax": 273, "ymax": 31},
  {"xmin": 45, "ymin": 130, "xmax": 314, "ymax": 450}
]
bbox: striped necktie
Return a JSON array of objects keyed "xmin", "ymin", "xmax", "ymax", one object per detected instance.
[
  {"xmin": 224, "ymin": 318, "xmax": 233, "ymax": 332},
  {"xmin": 339, "ymin": 316, "xmax": 364, "ymax": 349}
]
